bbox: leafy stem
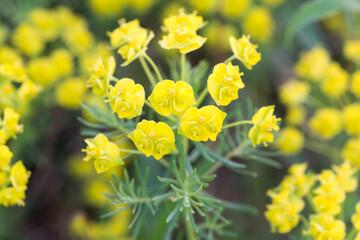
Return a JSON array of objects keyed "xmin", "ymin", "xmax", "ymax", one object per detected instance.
[
  {"xmin": 224, "ymin": 55, "xmax": 236, "ymax": 64},
  {"xmin": 181, "ymin": 53, "xmax": 186, "ymax": 81},
  {"xmin": 222, "ymin": 120, "xmax": 253, "ymax": 129},
  {"xmin": 144, "ymin": 53, "xmax": 163, "ymax": 82},
  {"xmin": 139, "ymin": 55, "xmax": 156, "ymax": 87}
]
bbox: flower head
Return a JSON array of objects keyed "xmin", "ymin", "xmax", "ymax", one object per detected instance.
[
  {"xmin": 149, "ymin": 80, "xmax": 196, "ymax": 116},
  {"xmin": 10, "ymin": 161, "xmax": 31, "ymax": 192},
  {"xmin": 128, "ymin": 120, "xmax": 175, "ymax": 160},
  {"xmin": 1, "ymin": 108, "xmax": 23, "ymax": 141},
  {"xmin": 344, "ymin": 40, "xmax": 360, "ymax": 63},
  {"xmin": 179, "ymin": 106, "xmax": 227, "ymax": 142},
  {"xmin": 55, "ymin": 77, "xmax": 87, "ymax": 110},
  {"xmin": 308, "ymin": 108, "xmax": 343, "ymax": 139},
  {"xmin": 279, "ymin": 79, "xmax": 310, "ymax": 106},
  {"xmin": 320, "ymin": 62, "xmax": 348, "ymax": 98},
  {"xmin": 248, "ymin": 105, "xmax": 280, "ymax": 147},
  {"xmin": 82, "ymin": 133, "xmax": 124, "ymax": 174},
  {"xmin": 207, "ymin": 62, "xmax": 244, "ymax": 106},
  {"xmin": 0, "ymin": 60, "xmax": 28, "ymax": 82},
  {"xmin": 343, "ymin": 103, "xmax": 360, "ymax": 135},
  {"xmin": 342, "ymin": 138, "xmax": 360, "ymax": 167},
  {"xmin": 351, "ymin": 70, "xmax": 360, "ymax": 98},
  {"xmin": 107, "ymin": 78, "xmax": 145, "ymax": 119},
  {"xmin": 306, "ymin": 214, "xmax": 346, "ymax": 240},
  {"xmin": 163, "ymin": 8, "xmax": 204, "ymax": 32},
  {"xmin": 88, "ymin": 56, "xmax": 116, "ymax": 97},
  {"xmin": 243, "ymin": 7, "xmax": 274, "ymax": 44},
  {"xmin": 275, "ymin": 127, "xmax": 304, "ymax": 155},
  {"xmin": 229, "ymin": 35, "xmax": 261, "ymax": 70},
  {"xmin": 0, "ymin": 144, "xmax": 12, "ymax": 170}
]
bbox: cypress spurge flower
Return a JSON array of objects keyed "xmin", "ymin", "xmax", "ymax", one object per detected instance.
[
  {"xmin": 88, "ymin": 56, "xmax": 115, "ymax": 97},
  {"xmin": 179, "ymin": 105, "xmax": 227, "ymax": 141},
  {"xmin": 107, "ymin": 78, "xmax": 145, "ymax": 119},
  {"xmin": 306, "ymin": 213, "xmax": 346, "ymax": 240},
  {"xmin": 0, "ymin": 187, "xmax": 26, "ymax": 207},
  {"xmin": 162, "ymin": 8, "xmax": 204, "ymax": 32},
  {"xmin": 207, "ymin": 62, "xmax": 244, "ymax": 106},
  {"xmin": 148, "ymin": 80, "xmax": 196, "ymax": 116},
  {"xmin": 0, "ymin": 145, "xmax": 12, "ymax": 171},
  {"xmin": 82, "ymin": 133, "xmax": 124, "ymax": 174},
  {"xmin": 308, "ymin": 108, "xmax": 343, "ymax": 139},
  {"xmin": 10, "ymin": 161, "xmax": 31, "ymax": 191},
  {"xmin": 108, "ymin": 19, "xmax": 154, "ymax": 66},
  {"xmin": 248, "ymin": 105, "xmax": 280, "ymax": 147},
  {"xmin": 1, "ymin": 108, "xmax": 24, "ymax": 141},
  {"xmin": 229, "ymin": 35, "xmax": 261, "ymax": 70},
  {"xmin": 0, "ymin": 60, "xmax": 28, "ymax": 82},
  {"xmin": 128, "ymin": 120, "xmax": 175, "ymax": 160}
]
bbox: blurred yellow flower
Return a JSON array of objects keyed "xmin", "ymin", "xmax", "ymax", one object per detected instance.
[
  {"xmin": 221, "ymin": 0, "xmax": 250, "ymax": 18},
  {"xmin": 0, "ymin": 187, "xmax": 26, "ymax": 207},
  {"xmin": 179, "ymin": 106, "xmax": 226, "ymax": 142},
  {"xmin": 0, "ymin": 60, "xmax": 28, "ymax": 83},
  {"xmin": 279, "ymin": 80, "xmax": 310, "ymax": 106},
  {"xmin": 55, "ymin": 77, "xmax": 87, "ymax": 110},
  {"xmin": 320, "ymin": 62, "xmax": 348, "ymax": 98},
  {"xmin": 352, "ymin": 202, "xmax": 360, "ymax": 230},
  {"xmin": 12, "ymin": 23, "xmax": 44, "ymax": 56},
  {"xmin": 307, "ymin": 213, "xmax": 345, "ymax": 240},
  {"xmin": 82, "ymin": 133, "xmax": 124, "ymax": 173},
  {"xmin": 295, "ymin": 46, "xmax": 330, "ymax": 82},
  {"xmin": 0, "ymin": 46, "xmax": 21, "ymax": 64},
  {"xmin": 308, "ymin": 108, "xmax": 343, "ymax": 139},
  {"xmin": 10, "ymin": 161, "xmax": 31, "ymax": 192},
  {"xmin": 107, "ymin": 78, "xmax": 145, "ymax": 119},
  {"xmin": 332, "ymin": 162, "xmax": 358, "ymax": 193},
  {"xmin": 351, "ymin": 70, "xmax": 360, "ymax": 98},
  {"xmin": 128, "ymin": 120, "xmax": 175, "ymax": 160},
  {"xmin": 50, "ymin": 49, "xmax": 74, "ymax": 78},
  {"xmin": 78, "ymin": 42, "xmax": 112, "ymax": 74},
  {"xmin": 187, "ymin": 0, "xmax": 216, "ymax": 15},
  {"xmin": 18, "ymin": 81, "xmax": 42, "ymax": 104},
  {"xmin": 342, "ymin": 138, "xmax": 360, "ymax": 167},
  {"xmin": 275, "ymin": 127, "xmax": 304, "ymax": 155},
  {"xmin": 204, "ymin": 21, "xmax": 236, "ymax": 51},
  {"xmin": 344, "ymin": 40, "xmax": 360, "ymax": 63},
  {"xmin": 1, "ymin": 108, "xmax": 23, "ymax": 141},
  {"xmin": 27, "ymin": 57, "xmax": 58, "ymax": 86},
  {"xmin": 88, "ymin": 0, "xmax": 126, "ymax": 17},
  {"xmin": 62, "ymin": 23, "xmax": 94, "ymax": 55},
  {"xmin": 248, "ymin": 105, "xmax": 280, "ymax": 147},
  {"xmin": 149, "ymin": 80, "xmax": 196, "ymax": 116},
  {"xmin": 207, "ymin": 62, "xmax": 244, "ymax": 106},
  {"xmin": 29, "ymin": 8, "xmax": 59, "ymax": 41},
  {"xmin": 229, "ymin": 35, "xmax": 261, "ymax": 70},
  {"xmin": 343, "ymin": 103, "xmax": 360, "ymax": 135},
  {"xmin": 243, "ymin": 7, "xmax": 274, "ymax": 44},
  {"xmin": 88, "ymin": 56, "xmax": 115, "ymax": 97},
  {"xmin": 285, "ymin": 105, "xmax": 306, "ymax": 126},
  {"xmin": 0, "ymin": 144, "xmax": 12, "ymax": 170}
]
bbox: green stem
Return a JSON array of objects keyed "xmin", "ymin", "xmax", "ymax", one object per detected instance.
[
  {"xmin": 139, "ymin": 56, "xmax": 156, "ymax": 87},
  {"xmin": 158, "ymin": 158, "xmax": 169, "ymax": 168},
  {"xmin": 346, "ymin": 227, "xmax": 357, "ymax": 240},
  {"xmin": 195, "ymin": 88, "xmax": 208, "ymax": 107},
  {"xmin": 110, "ymin": 76, "xmax": 119, "ymax": 82},
  {"xmin": 179, "ymin": 136, "xmax": 188, "ymax": 178},
  {"xmin": 299, "ymin": 214, "xmax": 310, "ymax": 228},
  {"xmin": 224, "ymin": 55, "xmax": 236, "ymax": 64},
  {"xmin": 306, "ymin": 193, "xmax": 316, "ymax": 213},
  {"xmin": 184, "ymin": 213, "xmax": 196, "ymax": 240},
  {"xmin": 144, "ymin": 53, "xmax": 163, "ymax": 82},
  {"xmin": 118, "ymin": 149, "xmax": 143, "ymax": 154},
  {"xmin": 181, "ymin": 53, "xmax": 186, "ymax": 81},
  {"xmin": 222, "ymin": 120, "xmax": 253, "ymax": 129}
]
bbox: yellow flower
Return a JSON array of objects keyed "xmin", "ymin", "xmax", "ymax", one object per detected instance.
[
  {"xmin": 29, "ymin": 8, "xmax": 59, "ymax": 41},
  {"xmin": 62, "ymin": 23, "xmax": 94, "ymax": 55},
  {"xmin": 107, "ymin": 78, "xmax": 145, "ymax": 119},
  {"xmin": 0, "ymin": 46, "xmax": 21, "ymax": 65},
  {"xmin": 87, "ymin": 0, "xmax": 126, "ymax": 17},
  {"xmin": 320, "ymin": 62, "xmax": 348, "ymax": 98},
  {"xmin": 10, "ymin": 161, "xmax": 31, "ymax": 192},
  {"xmin": 332, "ymin": 162, "xmax": 358, "ymax": 193},
  {"xmin": 108, "ymin": 19, "xmax": 154, "ymax": 66},
  {"xmin": 55, "ymin": 77, "xmax": 87, "ymax": 110},
  {"xmin": 342, "ymin": 138, "xmax": 360, "ymax": 167},
  {"xmin": 179, "ymin": 106, "xmax": 227, "ymax": 142},
  {"xmin": 128, "ymin": 120, "xmax": 175, "ymax": 160},
  {"xmin": 78, "ymin": 42, "xmax": 112, "ymax": 74},
  {"xmin": 187, "ymin": 0, "xmax": 216, "ymax": 15},
  {"xmin": 344, "ymin": 40, "xmax": 360, "ymax": 63},
  {"xmin": 0, "ymin": 187, "xmax": 26, "ymax": 207},
  {"xmin": 309, "ymin": 108, "xmax": 343, "ymax": 139},
  {"xmin": 50, "ymin": 49, "xmax": 74, "ymax": 77},
  {"xmin": 229, "ymin": 35, "xmax": 261, "ymax": 70},
  {"xmin": 0, "ymin": 144, "xmax": 12, "ymax": 170},
  {"xmin": 265, "ymin": 189, "xmax": 304, "ymax": 233},
  {"xmin": 88, "ymin": 56, "xmax": 116, "ymax": 97},
  {"xmin": 149, "ymin": 80, "xmax": 196, "ymax": 116},
  {"xmin": 275, "ymin": 127, "xmax": 304, "ymax": 155},
  {"xmin": 84, "ymin": 179, "xmax": 112, "ymax": 206},
  {"xmin": 18, "ymin": 80, "xmax": 42, "ymax": 104},
  {"xmin": 295, "ymin": 46, "xmax": 330, "ymax": 82},
  {"xmin": 1, "ymin": 108, "xmax": 23, "ymax": 141},
  {"xmin": 285, "ymin": 105, "xmax": 306, "ymax": 126},
  {"xmin": 0, "ymin": 60, "xmax": 27, "ymax": 82},
  {"xmin": 307, "ymin": 213, "xmax": 346, "ymax": 240},
  {"xmin": 279, "ymin": 80, "xmax": 310, "ymax": 106},
  {"xmin": 207, "ymin": 62, "xmax": 244, "ymax": 106},
  {"xmin": 12, "ymin": 23, "xmax": 44, "ymax": 56},
  {"xmin": 82, "ymin": 133, "xmax": 124, "ymax": 174},
  {"xmin": 352, "ymin": 202, "xmax": 360, "ymax": 230},
  {"xmin": 351, "ymin": 70, "xmax": 360, "ymax": 98},
  {"xmin": 204, "ymin": 21, "xmax": 236, "ymax": 51},
  {"xmin": 221, "ymin": 0, "xmax": 250, "ymax": 18},
  {"xmin": 27, "ymin": 57, "xmax": 58, "ymax": 86},
  {"xmin": 343, "ymin": 103, "xmax": 360, "ymax": 135},
  {"xmin": 248, "ymin": 105, "xmax": 281, "ymax": 147},
  {"xmin": 163, "ymin": 8, "xmax": 204, "ymax": 32},
  {"xmin": 159, "ymin": 29, "xmax": 206, "ymax": 54},
  {"xmin": 243, "ymin": 7, "xmax": 274, "ymax": 44}
]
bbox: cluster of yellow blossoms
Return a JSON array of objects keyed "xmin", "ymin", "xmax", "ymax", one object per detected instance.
[
  {"xmin": 82, "ymin": 9, "xmax": 280, "ymax": 174},
  {"xmin": 0, "ymin": 108, "xmax": 31, "ymax": 207},
  {"xmin": 265, "ymin": 161, "xmax": 360, "ymax": 239},
  {"xmin": 275, "ymin": 44, "xmax": 360, "ymax": 163}
]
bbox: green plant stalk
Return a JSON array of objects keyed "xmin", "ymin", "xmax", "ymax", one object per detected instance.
[
  {"xmin": 181, "ymin": 53, "xmax": 186, "ymax": 81},
  {"xmin": 184, "ymin": 213, "xmax": 196, "ymax": 240},
  {"xmin": 139, "ymin": 56, "xmax": 156, "ymax": 87},
  {"xmin": 195, "ymin": 88, "xmax": 208, "ymax": 107},
  {"xmin": 346, "ymin": 227, "xmax": 357, "ymax": 240},
  {"xmin": 222, "ymin": 120, "xmax": 253, "ymax": 129},
  {"xmin": 144, "ymin": 53, "xmax": 163, "ymax": 82},
  {"xmin": 224, "ymin": 55, "xmax": 236, "ymax": 64}
]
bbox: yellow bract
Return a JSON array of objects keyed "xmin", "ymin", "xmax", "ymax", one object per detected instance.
[
  {"xmin": 29, "ymin": 8, "xmax": 60, "ymax": 41},
  {"xmin": 343, "ymin": 103, "xmax": 360, "ymax": 135},
  {"xmin": 275, "ymin": 127, "xmax": 304, "ymax": 155},
  {"xmin": 107, "ymin": 78, "xmax": 145, "ymax": 119},
  {"xmin": 308, "ymin": 108, "xmax": 343, "ymax": 139},
  {"xmin": 10, "ymin": 161, "xmax": 31, "ymax": 192},
  {"xmin": 320, "ymin": 62, "xmax": 348, "ymax": 98},
  {"xmin": 229, "ymin": 35, "xmax": 261, "ymax": 70},
  {"xmin": 18, "ymin": 80, "xmax": 42, "ymax": 104},
  {"xmin": 279, "ymin": 80, "xmax": 310, "ymax": 106},
  {"xmin": 88, "ymin": 56, "xmax": 116, "ymax": 97},
  {"xmin": 351, "ymin": 70, "xmax": 360, "ymax": 98},
  {"xmin": 159, "ymin": 8, "xmax": 206, "ymax": 53},
  {"xmin": 352, "ymin": 202, "xmax": 360, "ymax": 231},
  {"xmin": 342, "ymin": 138, "xmax": 360, "ymax": 167},
  {"xmin": 307, "ymin": 214, "xmax": 346, "ymax": 240},
  {"xmin": 248, "ymin": 105, "xmax": 280, "ymax": 147},
  {"xmin": 221, "ymin": 0, "xmax": 250, "ymax": 18},
  {"xmin": 108, "ymin": 19, "xmax": 154, "ymax": 66},
  {"xmin": 207, "ymin": 62, "xmax": 244, "ymax": 106},
  {"xmin": 243, "ymin": 7, "xmax": 274, "ymax": 44},
  {"xmin": 149, "ymin": 80, "xmax": 196, "ymax": 116},
  {"xmin": 12, "ymin": 23, "xmax": 44, "ymax": 57},
  {"xmin": 179, "ymin": 106, "xmax": 226, "ymax": 142},
  {"xmin": 82, "ymin": 133, "xmax": 124, "ymax": 174},
  {"xmin": 0, "ymin": 144, "xmax": 12, "ymax": 170},
  {"xmin": 295, "ymin": 46, "xmax": 330, "ymax": 82},
  {"xmin": 344, "ymin": 40, "xmax": 360, "ymax": 63},
  {"xmin": 0, "ymin": 60, "xmax": 28, "ymax": 83},
  {"xmin": 285, "ymin": 105, "xmax": 306, "ymax": 126},
  {"xmin": 1, "ymin": 108, "xmax": 23, "ymax": 142},
  {"xmin": 128, "ymin": 120, "xmax": 175, "ymax": 160},
  {"xmin": 55, "ymin": 77, "xmax": 87, "ymax": 110}
]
